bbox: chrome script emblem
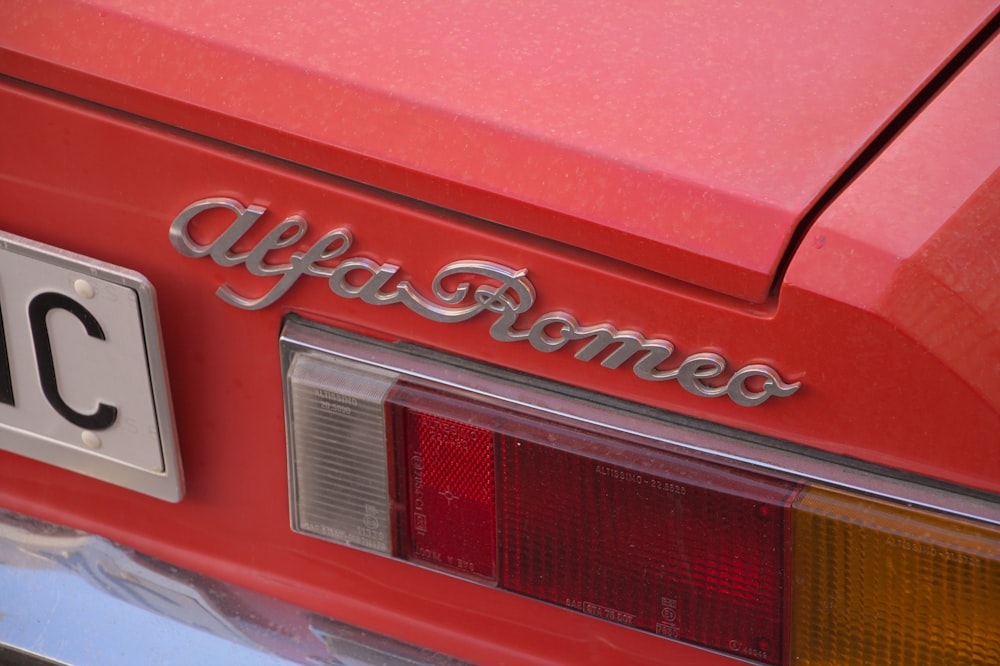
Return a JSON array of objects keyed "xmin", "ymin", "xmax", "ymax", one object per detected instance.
[{"xmin": 170, "ymin": 197, "xmax": 800, "ymax": 406}]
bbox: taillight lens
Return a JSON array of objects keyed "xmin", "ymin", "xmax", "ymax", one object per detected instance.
[
  {"xmin": 497, "ymin": 428, "xmax": 792, "ymax": 662},
  {"xmin": 281, "ymin": 320, "xmax": 1000, "ymax": 665},
  {"xmin": 391, "ymin": 387, "xmax": 498, "ymax": 581},
  {"xmin": 790, "ymin": 486, "xmax": 1000, "ymax": 664},
  {"xmin": 286, "ymin": 352, "xmax": 397, "ymax": 554},
  {"xmin": 388, "ymin": 383, "xmax": 796, "ymax": 662}
]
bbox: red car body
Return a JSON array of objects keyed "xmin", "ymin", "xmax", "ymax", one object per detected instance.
[{"xmin": 1, "ymin": 1, "xmax": 998, "ymax": 664}]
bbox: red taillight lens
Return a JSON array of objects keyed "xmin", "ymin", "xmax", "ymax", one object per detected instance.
[
  {"xmin": 386, "ymin": 382, "xmax": 794, "ymax": 664},
  {"xmin": 392, "ymin": 387, "xmax": 497, "ymax": 581},
  {"xmin": 499, "ymin": 432, "xmax": 792, "ymax": 663}
]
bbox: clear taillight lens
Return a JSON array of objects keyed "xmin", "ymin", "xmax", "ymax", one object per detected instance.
[
  {"xmin": 281, "ymin": 319, "xmax": 1000, "ymax": 665},
  {"xmin": 286, "ymin": 352, "xmax": 397, "ymax": 554}
]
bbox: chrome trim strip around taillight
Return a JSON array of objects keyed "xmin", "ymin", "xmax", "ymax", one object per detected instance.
[{"xmin": 281, "ymin": 316, "xmax": 1000, "ymax": 530}]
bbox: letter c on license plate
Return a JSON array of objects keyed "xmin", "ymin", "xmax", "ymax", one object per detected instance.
[{"xmin": 0, "ymin": 231, "xmax": 182, "ymax": 501}]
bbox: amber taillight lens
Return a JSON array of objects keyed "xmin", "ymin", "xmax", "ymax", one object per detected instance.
[{"xmin": 791, "ymin": 486, "xmax": 1000, "ymax": 664}]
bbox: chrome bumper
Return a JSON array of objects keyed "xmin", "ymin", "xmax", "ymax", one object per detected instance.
[{"xmin": 0, "ymin": 509, "xmax": 465, "ymax": 666}]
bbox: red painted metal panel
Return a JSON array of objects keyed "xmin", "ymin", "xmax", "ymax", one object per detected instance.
[
  {"xmin": 2, "ymin": 3, "xmax": 1000, "ymax": 664},
  {"xmin": 0, "ymin": 79, "xmax": 736, "ymax": 665},
  {"xmin": 1, "ymin": 27, "xmax": 999, "ymax": 653},
  {"xmin": 781, "ymin": 30, "xmax": 1000, "ymax": 481},
  {"xmin": 1, "ymin": 0, "xmax": 996, "ymax": 300},
  {"xmin": 6, "ymin": 73, "xmax": 997, "ymax": 501}
]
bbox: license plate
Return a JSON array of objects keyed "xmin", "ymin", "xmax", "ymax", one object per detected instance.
[{"xmin": 0, "ymin": 231, "xmax": 182, "ymax": 501}]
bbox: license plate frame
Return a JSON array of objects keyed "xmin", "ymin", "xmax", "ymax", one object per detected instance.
[{"xmin": 0, "ymin": 231, "xmax": 182, "ymax": 501}]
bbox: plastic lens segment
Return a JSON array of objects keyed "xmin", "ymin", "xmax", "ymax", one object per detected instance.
[{"xmin": 281, "ymin": 320, "xmax": 1000, "ymax": 665}]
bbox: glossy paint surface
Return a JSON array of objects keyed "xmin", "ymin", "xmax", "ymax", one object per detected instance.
[
  {"xmin": 0, "ymin": 80, "xmax": 738, "ymax": 665},
  {"xmin": 1, "ymin": 0, "xmax": 997, "ymax": 300},
  {"xmin": 1, "ymin": 2, "xmax": 999, "ymax": 665},
  {"xmin": 781, "ymin": 31, "xmax": 1000, "ymax": 483},
  {"xmin": 1, "ymin": 32, "xmax": 998, "ymax": 657}
]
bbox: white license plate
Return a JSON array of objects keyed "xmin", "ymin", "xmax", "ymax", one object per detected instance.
[{"xmin": 0, "ymin": 231, "xmax": 182, "ymax": 502}]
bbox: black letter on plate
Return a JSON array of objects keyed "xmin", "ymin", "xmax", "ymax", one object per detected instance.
[
  {"xmin": 0, "ymin": 295, "xmax": 13, "ymax": 406},
  {"xmin": 28, "ymin": 292, "xmax": 118, "ymax": 430}
]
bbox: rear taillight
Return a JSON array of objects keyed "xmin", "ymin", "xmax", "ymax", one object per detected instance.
[
  {"xmin": 494, "ymin": 422, "xmax": 793, "ymax": 659},
  {"xmin": 281, "ymin": 318, "xmax": 1000, "ymax": 665},
  {"xmin": 790, "ymin": 486, "xmax": 1000, "ymax": 665},
  {"xmin": 392, "ymin": 390, "xmax": 498, "ymax": 581}
]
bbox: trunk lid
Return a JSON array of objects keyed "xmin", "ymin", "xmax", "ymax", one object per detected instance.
[{"xmin": 1, "ymin": 1, "xmax": 997, "ymax": 301}]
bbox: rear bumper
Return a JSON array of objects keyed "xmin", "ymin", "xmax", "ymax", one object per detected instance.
[{"xmin": 0, "ymin": 508, "xmax": 466, "ymax": 666}]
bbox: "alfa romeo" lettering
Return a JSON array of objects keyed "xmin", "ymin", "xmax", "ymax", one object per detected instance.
[{"xmin": 169, "ymin": 197, "xmax": 800, "ymax": 406}]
